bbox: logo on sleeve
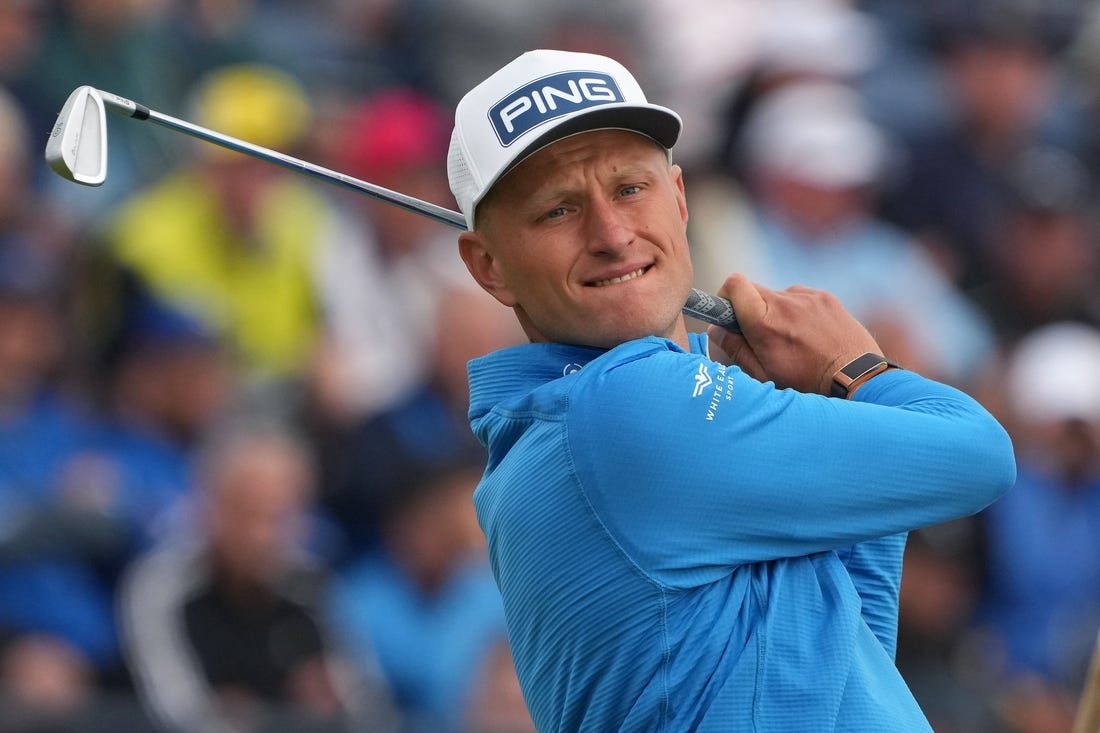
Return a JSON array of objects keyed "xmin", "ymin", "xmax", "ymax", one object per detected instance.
[
  {"xmin": 691, "ymin": 362, "xmax": 733, "ymax": 421},
  {"xmin": 691, "ymin": 363, "xmax": 712, "ymax": 398},
  {"xmin": 489, "ymin": 71, "xmax": 624, "ymax": 146}
]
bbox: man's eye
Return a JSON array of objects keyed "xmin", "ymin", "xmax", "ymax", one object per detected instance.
[
  {"xmin": 546, "ymin": 206, "xmax": 567, "ymax": 219},
  {"xmin": 620, "ymin": 185, "xmax": 642, "ymax": 197}
]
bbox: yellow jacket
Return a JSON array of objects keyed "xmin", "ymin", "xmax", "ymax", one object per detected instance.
[{"xmin": 108, "ymin": 170, "xmax": 329, "ymax": 380}]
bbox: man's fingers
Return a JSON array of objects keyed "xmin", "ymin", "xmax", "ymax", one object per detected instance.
[
  {"xmin": 706, "ymin": 275, "xmax": 884, "ymax": 394},
  {"xmin": 717, "ymin": 273, "xmax": 770, "ymax": 332},
  {"xmin": 706, "ymin": 324, "xmax": 736, "ymax": 358},
  {"xmin": 706, "ymin": 325, "xmax": 765, "ymax": 380}
]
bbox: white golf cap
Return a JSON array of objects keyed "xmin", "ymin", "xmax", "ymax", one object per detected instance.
[
  {"xmin": 1007, "ymin": 321, "xmax": 1100, "ymax": 424},
  {"xmin": 742, "ymin": 81, "xmax": 886, "ymax": 189},
  {"xmin": 447, "ymin": 49, "xmax": 682, "ymax": 229}
]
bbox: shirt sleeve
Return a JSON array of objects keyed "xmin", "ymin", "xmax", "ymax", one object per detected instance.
[
  {"xmin": 564, "ymin": 345, "xmax": 1014, "ymax": 590},
  {"xmin": 835, "ymin": 533, "xmax": 907, "ymax": 658},
  {"xmin": 118, "ymin": 546, "xmax": 238, "ymax": 733}
]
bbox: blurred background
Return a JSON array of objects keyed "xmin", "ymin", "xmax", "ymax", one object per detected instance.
[{"xmin": 2, "ymin": 0, "xmax": 1100, "ymax": 731}]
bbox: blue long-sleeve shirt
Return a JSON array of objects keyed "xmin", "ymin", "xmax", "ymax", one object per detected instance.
[{"xmin": 467, "ymin": 333, "xmax": 1015, "ymax": 732}]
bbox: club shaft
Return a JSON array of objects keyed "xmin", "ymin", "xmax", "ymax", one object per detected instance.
[
  {"xmin": 93, "ymin": 88, "xmax": 739, "ymax": 332},
  {"xmin": 97, "ymin": 90, "xmax": 467, "ymax": 229}
]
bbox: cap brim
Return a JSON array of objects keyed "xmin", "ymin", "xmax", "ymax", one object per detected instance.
[{"xmin": 475, "ymin": 104, "xmax": 681, "ymax": 219}]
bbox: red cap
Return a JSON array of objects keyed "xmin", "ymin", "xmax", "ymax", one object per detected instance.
[{"xmin": 342, "ymin": 88, "xmax": 451, "ymax": 181}]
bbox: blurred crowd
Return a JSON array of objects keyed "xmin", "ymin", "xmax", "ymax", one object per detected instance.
[{"xmin": 1, "ymin": 0, "xmax": 1100, "ymax": 732}]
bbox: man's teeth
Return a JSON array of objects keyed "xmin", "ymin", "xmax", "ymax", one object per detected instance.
[{"xmin": 593, "ymin": 268, "xmax": 646, "ymax": 287}]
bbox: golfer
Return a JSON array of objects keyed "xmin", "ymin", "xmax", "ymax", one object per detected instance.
[{"xmin": 447, "ymin": 49, "xmax": 1015, "ymax": 732}]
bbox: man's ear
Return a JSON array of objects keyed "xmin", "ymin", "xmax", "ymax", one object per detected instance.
[
  {"xmin": 458, "ymin": 231, "xmax": 518, "ymax": 307},
  {"xmin": 670, "ymin": 163, "xmax": 689, "ymax": 227}
]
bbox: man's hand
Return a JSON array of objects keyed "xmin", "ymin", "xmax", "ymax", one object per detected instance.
[{"xmin": 706, "ymin": 274, "xmax": 884, "ymax": 395}]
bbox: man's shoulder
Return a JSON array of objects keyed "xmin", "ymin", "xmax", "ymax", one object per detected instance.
[
  {"xmin": 603, "ymin": 334, "xmax": 707, "ymax": 364},
  {"xmin": 470, "ymin": 337, "xmax": 700, "ymax": 401}
]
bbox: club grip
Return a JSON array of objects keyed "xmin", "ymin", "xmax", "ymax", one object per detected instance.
[{"xmin": 683, "ymin": 288, "xmax": 740, "ymax": 333}]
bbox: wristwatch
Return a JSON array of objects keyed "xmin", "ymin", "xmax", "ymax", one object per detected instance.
[{"xmin": 830, "ymin": 353, "xmax": 901, "ymax": 399}]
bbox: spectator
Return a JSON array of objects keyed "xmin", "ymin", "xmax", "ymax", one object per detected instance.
[
  {"xmin": 118, "ymin": 421, "xmax": 395, "ymax": 733},
  {"xmin": 330, "ymin": 459, "xmax": 512, "ymax": 731},
  {"xmin": 0, "ymin": 279, "xmax": 234, "ymax": 685},
  {"xmin": 881, "ymin": 3, "xmax": 1087, "ymax": 290},
  {"xmin": 305, "ymin": 88, "xmax": 526, "ymax": 551},
  {"xmin": 976, "ymin": 322, "xmax": 1100, "ymax": 732},
  {"xmin": 0, "ymin": 242, "xmax": 115, "ymax": 715},
  {"xmin": 709, "ymin": 0, "xmax": 882, "ymax": 181},
  {"xmin": 277, "ymin": 0, "xmax": 440, "ymax": 95},
  {"xmin": 0, "ymin": 263, "xmax": 233, "ymax": 701},
  {"xmin": 101, "ymin": 63, "xmax": 340, "ymax": 418},
  {"xmin": 894, "ymin": 521, "xmax": 1002, "ymax": 732},
  {"xmin": 308, "ymin": 87, "xmax": 463, "ymax": 427},
  {"xmin": 75, "ymin": 271, "xmax": 236, "ymax": 540},
  {"xmin": 694, "ymin": 79, "xmax": 995, "ymax": 386},
  {"xmin": 322, "ymin": 285, "xmax": 523, "ymax": 552},
  {"xmin": 970, "ymin": 145, "xmax": 1100, "ymax": 345}
]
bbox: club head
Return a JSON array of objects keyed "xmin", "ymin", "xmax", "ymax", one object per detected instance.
[{"xmin": 45, "ymin": 85, "xmax": 108, "ymax": 186}]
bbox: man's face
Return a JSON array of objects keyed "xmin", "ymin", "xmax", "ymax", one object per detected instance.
[
  {"xmin": 207, "ymin": 439, "xmax": 311, "ymax": 586},
  {"xmin": 460, "ymin": 129, "xmax": 693, "ymax": 350}
]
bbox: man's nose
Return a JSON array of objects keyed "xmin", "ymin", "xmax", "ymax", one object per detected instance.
[{"xmin": 583, "ymin": 197, "xmax": 634, "ymax": 255}]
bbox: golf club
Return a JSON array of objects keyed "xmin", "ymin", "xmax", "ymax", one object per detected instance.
[{"xmin": 45, "ymin": 85, "xmax": 739, "ymax": 331}]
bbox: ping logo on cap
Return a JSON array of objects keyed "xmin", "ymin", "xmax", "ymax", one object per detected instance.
[{"xmin": 488, "ymin": 71, "xmax": 623, "ymax": 146}]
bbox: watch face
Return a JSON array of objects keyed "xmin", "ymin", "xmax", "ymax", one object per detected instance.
[
  {"xmin": 831, "ymin": 353, "xmax": 889, "ymax": 398},
  {"xmin": 842, "ymin": 353, "xmax": 886, "ymax": 379}
]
